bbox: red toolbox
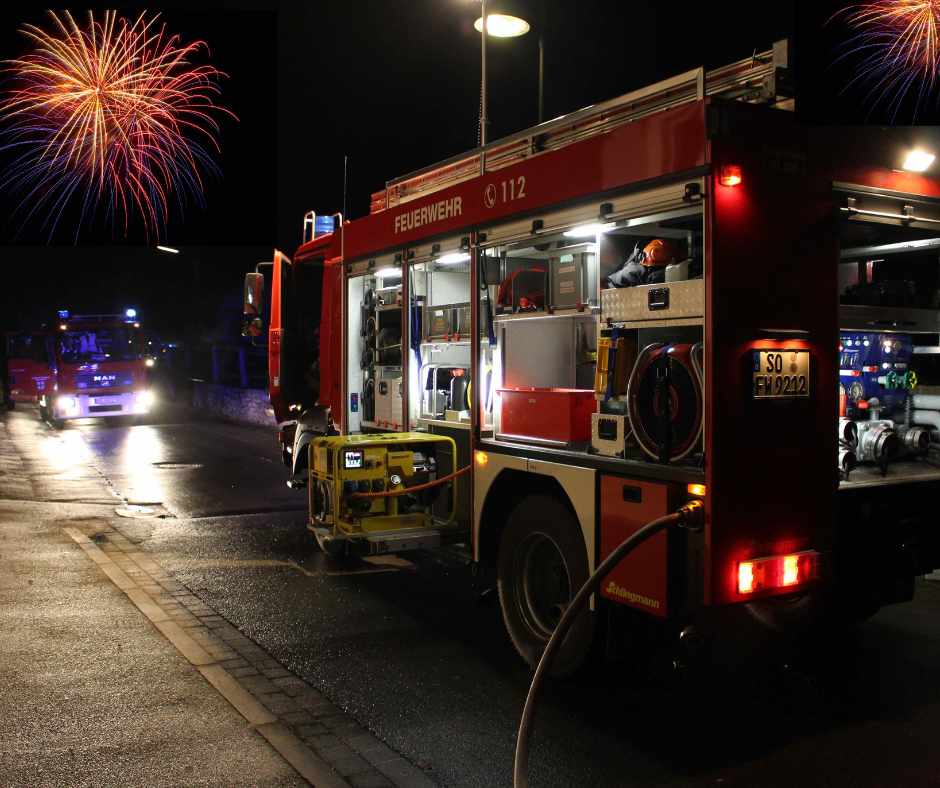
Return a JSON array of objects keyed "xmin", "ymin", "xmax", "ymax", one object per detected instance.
[{"xmin": 497, "ymin": 387, "xmax": 596, "ymax": 443}]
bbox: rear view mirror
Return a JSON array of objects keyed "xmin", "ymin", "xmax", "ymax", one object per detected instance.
[
  {"xmin": 244, "ymin": 272, "xmax": 264, "ymax": 316},
  {"xmin": 242, "ymin": 272, "xmax": 265, "ymax": 339}
]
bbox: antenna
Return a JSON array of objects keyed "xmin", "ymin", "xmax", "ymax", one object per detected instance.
[{"xmin": 343, "ymin": 155, "xmax": 349, "ymax": 222}]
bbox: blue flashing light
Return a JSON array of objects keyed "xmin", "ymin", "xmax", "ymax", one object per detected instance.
[
  {"xmin": 58, "ymin": 309, "xmax": 70, "ymax": 319},
  {"xmin": 125, "ymin": 308, "xmax": 137, "ymax": 319},
  {"xmin": 314, "ymin": 215, "xmax": 334, "ymax": 238}
]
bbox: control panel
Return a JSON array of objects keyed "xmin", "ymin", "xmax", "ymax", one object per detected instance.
[{"xmin": 839, "ymin": 332, "xmax": 914, "ymax": 414}]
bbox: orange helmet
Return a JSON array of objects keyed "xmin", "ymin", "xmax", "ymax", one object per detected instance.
[{"xmin": 641, "ymin": 238, "xmax": 681, "ymax": 267}]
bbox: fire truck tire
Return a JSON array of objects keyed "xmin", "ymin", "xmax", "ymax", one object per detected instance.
[{"xmin": 497, "ymin": 494, "xmax": 595, "ymax": 677}]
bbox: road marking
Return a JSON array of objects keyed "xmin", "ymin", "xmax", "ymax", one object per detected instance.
[{"xmin": 163, "ymin": 557, "xmax": 408, "ymax": 578}]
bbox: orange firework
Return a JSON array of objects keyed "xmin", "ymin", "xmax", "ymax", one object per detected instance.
[
  {"xmin": 834, "ymin": 1, "xmax": 940, "ymax": 119},
  {"xmin": 0, "ymin": 10, "xmax": 235, "ymax": 240}
]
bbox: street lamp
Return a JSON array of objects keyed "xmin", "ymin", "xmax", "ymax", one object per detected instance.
[
  {"xmin": 474, "ymin": 0, "xmax": 532, "ymax": 161},
  {"xmin": 474, "ymin": 13, "xmax": 530, "ymax": 37}
]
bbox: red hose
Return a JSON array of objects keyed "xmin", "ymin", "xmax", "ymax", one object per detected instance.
[{"xmin": 348, "ymin": 465, "xmax": 471, "ymax": 499}]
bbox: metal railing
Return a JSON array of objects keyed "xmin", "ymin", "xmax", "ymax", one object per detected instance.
[{"xmin": 370, "ymin": 41, "xmax": 790, "ymax": 214}]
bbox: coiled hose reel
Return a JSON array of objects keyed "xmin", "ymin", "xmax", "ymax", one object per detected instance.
[{"xmin": 626, "ymin": 341, "xmax": 704, "ymax": 463}]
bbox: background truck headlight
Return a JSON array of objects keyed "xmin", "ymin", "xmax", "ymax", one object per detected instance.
[
  {"xmin": 135, "ymin": 391, "xmax": 155, "ymax": 412},
  {"xmin": 56, "ymin": 395, "xmax": 79, "ymax": 416}
]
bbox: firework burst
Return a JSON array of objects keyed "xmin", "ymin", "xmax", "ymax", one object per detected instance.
[
  {"xmin": 0, "ymin": 10, "xmax": 236, "ymax": 241},
  {"xmin": 832, "ymin": 1, "xmax": 940, "ymax": 121}
]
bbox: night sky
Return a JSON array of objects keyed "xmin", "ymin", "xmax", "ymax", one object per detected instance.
[{"xmin": 0, "ymin": 1, "xmax": 796, "ymax": 337}]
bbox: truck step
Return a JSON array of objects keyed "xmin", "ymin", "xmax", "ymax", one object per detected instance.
[{"xmin": 366, "ymin": 529, "xmax": 442, "ymax": 555}]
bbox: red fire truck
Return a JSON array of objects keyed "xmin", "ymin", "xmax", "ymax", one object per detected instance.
[
  {"xmin": 20, "ymin": 310, "xmax": 156, "ymax": 426},
  {"xmin": 4, "ymin": 330, "xmax": 53, "ymax": 409},
  {"xmin": 246, "ymin": 42, "xmax": 940, "ymax": 673}
]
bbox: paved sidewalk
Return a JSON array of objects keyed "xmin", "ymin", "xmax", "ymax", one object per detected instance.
[
  {"xmin": 0, "ymin": 412, "xmax": 439, "ymax": 787},
  {"xmin": 0, "ymin": 500, "xmax": 307, "ymax": 786}
]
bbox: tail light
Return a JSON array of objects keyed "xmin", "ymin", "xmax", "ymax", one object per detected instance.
[
  {"xmin": 737, "ymin": 551, "xmax": 820, "ymax": 595},
  {"xmin": 719, "ymin": 165, "xmax": 743, "ymax": 187}
]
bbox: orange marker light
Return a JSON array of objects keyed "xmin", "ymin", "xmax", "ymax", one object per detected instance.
[
  {"xmin": 738, "ymin": 562, "xmax": 755, "ymax": 594},
  {"xmin": 782, "ymin": 554, "xmax": 799, "ymax": 586},
  {"xmin": 719, "ymin": 165, "xmax": 743, "ymax": 187},
  {"xmin": 474, "ymin": 450, "xmax": 489, "ymax": 468},
  {"xmin": 687, "ymin": 483, "xmax": 707, "ymax": 497}
]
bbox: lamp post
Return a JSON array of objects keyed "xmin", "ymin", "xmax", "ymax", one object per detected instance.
[{"xmin": 473, "ymin": 1, "xmax": 531, "ymax": 171}]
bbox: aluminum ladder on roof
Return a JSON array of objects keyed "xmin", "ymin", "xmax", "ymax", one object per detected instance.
[{"xmin": 372, "ymin": 40, "xmax": 791, "ymax": 213}]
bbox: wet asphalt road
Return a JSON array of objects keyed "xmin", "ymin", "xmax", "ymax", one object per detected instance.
[{"xmin": 18, "ymin": 405, "xmax": 940, "ymax": 787}]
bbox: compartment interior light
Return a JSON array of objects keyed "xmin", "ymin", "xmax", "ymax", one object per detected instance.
[
  {"xmin": 563, "ymin": 222, "xmax": 615, "ymax": 238},
  {"xmin": 719, "ymin": 165, "xmax": 743, "ymax": 187},
  {"xmin": 687, "ymin": 483, "xmax": 707, "ymax": 497},
  {"xmin": 375, "ymin": 267, "xmax": 402, "ymax": 279},
  {"xmin": 902, "ymin": 149, "xmax": 935, "ymax": 172},
  {"xmin": 474, "ymin": 450, "xmax": 489, "ymax": 467},
  {"xmin": 436, "ymin": 252, "xmax": 471, "ymax": 265}
]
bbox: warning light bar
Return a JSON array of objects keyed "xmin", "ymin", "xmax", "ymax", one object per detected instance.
[{"xmin": 737, "ymin": 551, "xmax": 820, "ymax": 595}]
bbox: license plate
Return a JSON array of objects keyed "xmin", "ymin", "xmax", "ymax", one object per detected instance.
[
  {"xmin": 753, "ymin": 350, "xmax": 810, "ymax": 399},
  {"xmin": 91, "ymin": 396, "xmax": 118, "ymax": 406}
]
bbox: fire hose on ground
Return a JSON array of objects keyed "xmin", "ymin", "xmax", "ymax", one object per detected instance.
[{"xmin": 513, "ymin": 499, "xmax": 706, "ymax": 788}]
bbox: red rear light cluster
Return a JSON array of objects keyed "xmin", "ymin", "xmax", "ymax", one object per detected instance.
[
  {"xmin": 718, "ymin": 165, "xmax": 743, "ymax": 187},
  {"xmin": 737, "ymin": 551, "xmax": 819, "ymax": 595}
]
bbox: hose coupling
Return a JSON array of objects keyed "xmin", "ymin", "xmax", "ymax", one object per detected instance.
[{"xmin": 676, "ymin": 498, "xmax": 705, "ymax": 531}]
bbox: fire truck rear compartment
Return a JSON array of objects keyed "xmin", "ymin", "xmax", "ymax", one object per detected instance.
[{"xmin": 837, "ymin": 194, "xmax": 940, "ymax": 492}]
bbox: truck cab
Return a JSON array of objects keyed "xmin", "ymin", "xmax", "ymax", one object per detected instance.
[{"xmin": 39, "ymin": 311, "xmax": 155, "ymax": 425}]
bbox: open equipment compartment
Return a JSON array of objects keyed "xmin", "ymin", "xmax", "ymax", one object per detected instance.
[
  {"xmin": 479, "ymin": 221, "xmax": 598, "ymax": 448},
  {"xmin": 477, "ymin": 192, "xmax": 706, "ymax": 471},
  {"xmin": 347, "ymin": 254, "xmax": 405, "ymax": 434},
  {"xmin": 836, "ymin": 185, "xmax": 940, "ymax": 488},
  {"xmin": 404, "ymin": 236, "xmax": 474, "ymax": 528}
]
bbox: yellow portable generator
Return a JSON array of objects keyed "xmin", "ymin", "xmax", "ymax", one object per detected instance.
[{"xmin": 308, "ymin": 432, "xmax": 461, "ymax": 556}]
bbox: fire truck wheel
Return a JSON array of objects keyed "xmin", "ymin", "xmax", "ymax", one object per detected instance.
[{"xmin": 497, "ymin": 494, "xmax": 595, "ymax": 677}]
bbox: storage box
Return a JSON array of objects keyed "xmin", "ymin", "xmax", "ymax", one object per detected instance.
[
  {"xmin": 424, "ymin": 302, "xmax": 470, "ymax": 340},
  {"xmin": 550, "ymin": 252, "xmax": 591, "ymax": 310},
  {"xmin": 600, "ymin": 278, "xmax": 704, "ymax": 324},
  {"xmin": 453, "ymin": 304, "xmax": 471, "ymax": 338},
  {"xmin": 374, "ymin": 372, "xmax": 403, "ymax": 429},
  {"xmin": 425, "ymin": 304, "xmax": 454, "ymax": 340},
  {"xmin": 497, "ymin": 387, "xmax": 596, "ymax": 443}
]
